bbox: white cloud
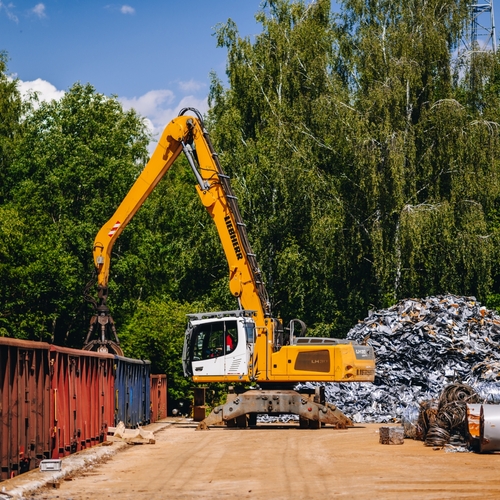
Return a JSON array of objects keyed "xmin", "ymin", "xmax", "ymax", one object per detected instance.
[
  {"xmin": 120, "ymin": 89, "xmax": 175, "ymax": 117},
  {"xmin": 17, "ymin": 78, "xmax": 209, "ymax": 155},
  {"xmin": 178, "ymin": 79, "xmax": 205, "ymax": 93},
  {"xmin": 0, "ymin": 1, "xmax": 18, "ymax": 22},
  {"xmin": 120, "ymin": 90, "xmax": 208, "ymax": 153},
  {"xmin": 32, "ymin": 3, "xmax": 46, "ymax": 18},
  {"xmin": 17, "ymin": 78, "xmax": 65, "ymax": 106},
  {"xmin": 120, "ymin": 5, "xmax": 135, "ymax": 14}
]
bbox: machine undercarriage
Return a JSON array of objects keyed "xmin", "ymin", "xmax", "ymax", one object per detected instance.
[{"xmin": 196, "ymin": 385, "xmax": 352, "ymax": 430}]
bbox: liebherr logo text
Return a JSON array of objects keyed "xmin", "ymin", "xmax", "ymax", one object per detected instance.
[{"xmin": 224, "ymin": 215, "xmax": 243, "ymax": 260}]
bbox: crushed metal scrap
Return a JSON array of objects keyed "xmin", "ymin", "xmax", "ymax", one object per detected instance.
[{"xmin": 313, "ymin": 295, "xmax": 500, "ymax": 424}]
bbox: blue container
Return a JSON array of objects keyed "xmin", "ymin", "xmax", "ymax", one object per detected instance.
[{"xmin": 113, "ymin": 356, "xmax": 151, "ymax": 428}]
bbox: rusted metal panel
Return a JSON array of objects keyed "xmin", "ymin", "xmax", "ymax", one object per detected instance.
[
  {"xmin": 0, "ymin": 338, "xmax": 51, "ymax": 480},
  {"xmin": 466, "ymin": 404, "xmax": 481, "ymax": 441},
  {"xmin": 150, "ymin": 374, "xmax": 167, "ymax": 422},
  {"xmin": 193, "ymin": 387, "xmax": 207, "ymax": 422},
  {"xmin": 49, "ymin": 346, "xmax": 115, "ymax": 459},
  {"xmin": 114, "ymin": 356, "xmax": 151, "ymax": 428}
]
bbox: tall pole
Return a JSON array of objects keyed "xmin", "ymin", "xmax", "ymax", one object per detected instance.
[{"xmin": 467, "ymin": 1, "xmax": 497, "ymax": 53}]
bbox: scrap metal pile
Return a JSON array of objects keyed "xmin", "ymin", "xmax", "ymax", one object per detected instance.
[{"xmin": 321, "ymin": 294, "xmax": 500, "ymax": 423}]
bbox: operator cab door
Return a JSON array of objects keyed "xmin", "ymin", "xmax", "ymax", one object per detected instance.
[{"xmin": 185, "ymin": 317, "xmax": 252, "ymax": 378}]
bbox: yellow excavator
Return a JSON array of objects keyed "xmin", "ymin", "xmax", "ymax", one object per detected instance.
[{"xmin": 84, "ymin": 108, "xmax": 375, "ymax": 429}]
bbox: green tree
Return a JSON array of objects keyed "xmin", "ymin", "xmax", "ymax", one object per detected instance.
[
  {"xmin": 209, "ymin": 0, "xmax": 500, "ymax": 336},
  {"xmin": 337, "ymin": 0, "xmax": 499, "ymax": 304},
  {"xmin": 209, "ymin": 0, "xmax": 350, "ymax": 333},
  {"xmin": 3, "ymin": 83, "xmax": 150, "ymax": 344},
  {"xmin": 119, "ymin": 298, "xmax": 195, "ymax": 408},
  {"xmin": 115, "ymin": 159, "xmax": 234, "ymax": 315},
  {"xmin": 0, "ymin": 52, "xmax": 23, "ymax": 203}
]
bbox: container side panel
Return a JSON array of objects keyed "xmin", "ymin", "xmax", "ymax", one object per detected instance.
[
  {"xmin": 114, "ymin": 357, "xmax": 151, "ymax": 428},
  {"xmin": 150, "ymin": 374, "xmax": 167, "ymax": 422},
  {"xmin": 0, "ymin": 340, "xmax": 51, "ymax": 479},
  {"xmin": 49, "ymin": 346, "xmax": 115, "ymax": 459}
]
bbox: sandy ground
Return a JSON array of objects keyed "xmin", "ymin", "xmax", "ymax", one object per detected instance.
[{"xmin": 6, "ymin": 421, "xmax": 500, "ymax": 500}]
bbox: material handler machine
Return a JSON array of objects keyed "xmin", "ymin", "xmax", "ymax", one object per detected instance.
[{"xmin": 85, "ymin": 108, "xmax": 375, "ymax": 429}]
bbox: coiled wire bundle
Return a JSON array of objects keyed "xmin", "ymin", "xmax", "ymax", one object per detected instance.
[{"xmin": 419, "ymin": 383, "xmax": 481, "ymax": 448}]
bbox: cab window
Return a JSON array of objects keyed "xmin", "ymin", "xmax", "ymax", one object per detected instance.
[{"xmin": 191, "ymin": 320, "xmax": 238, "ymax": 360}]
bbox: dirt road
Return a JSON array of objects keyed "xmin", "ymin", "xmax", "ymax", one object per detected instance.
[{"xmin": 20, "ymin": 422, "xmax": 500, "ymax": 499}]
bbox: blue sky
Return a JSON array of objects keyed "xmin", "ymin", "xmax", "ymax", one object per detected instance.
[
  {"xmin": 1, "ymin": 1, "xmax": 270, "ymax": 144},
  {"xmin": 1, "ymin": 1, "xmax": 499, "ymax": 147}
]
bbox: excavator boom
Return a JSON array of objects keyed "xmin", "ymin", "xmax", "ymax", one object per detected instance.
[{"xmin": 85, "ymin": 108, "xmax": 269, "ymax": 353}]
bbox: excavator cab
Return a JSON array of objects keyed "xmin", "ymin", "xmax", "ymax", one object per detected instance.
[{"xmin": 182, "ymin": 311, "xmax": 256, "ymax": 381}]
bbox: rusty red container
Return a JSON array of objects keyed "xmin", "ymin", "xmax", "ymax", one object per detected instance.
[
  {"xmin": 150, "ymin": 374, "xmax": 167, "ymax": 422},
  {"xmin": 1, "ymin": 338, "xmax": 155, "ymax": 479},
  {"xmin": 0, "ymin": 338, "xmax": 52, "ymax": 480},
  {"xmin": 49, "ymin": 346, "xmax": 115, "ymax": 458}
]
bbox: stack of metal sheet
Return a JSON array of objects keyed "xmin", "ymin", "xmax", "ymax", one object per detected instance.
[{"xmin": 319, "ymin": 295, "xmax": 500, "ymax": 423}]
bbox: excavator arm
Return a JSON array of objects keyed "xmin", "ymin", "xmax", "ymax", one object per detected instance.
[{"xmin": 84, "ymin": 108, "xmax": 269, "ymax": 353}]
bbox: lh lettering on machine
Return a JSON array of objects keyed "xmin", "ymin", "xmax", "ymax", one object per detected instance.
[{"xmin": 224, "ymin": 215, "xmax": 243, "ymax": 259}]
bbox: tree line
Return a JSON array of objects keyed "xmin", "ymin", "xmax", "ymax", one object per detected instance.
[{"xmin": 1, "ymin": 0, "xmax": 499, "ymax": 405}]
